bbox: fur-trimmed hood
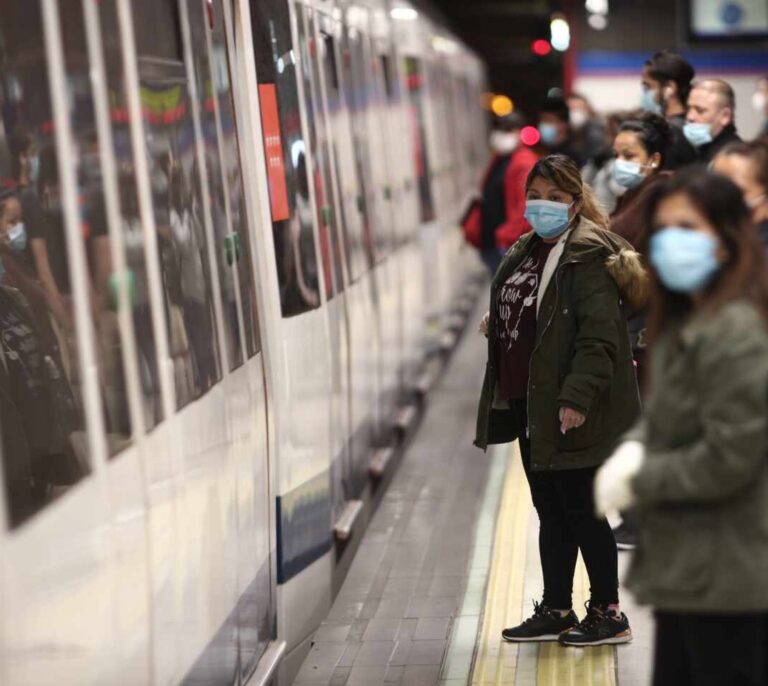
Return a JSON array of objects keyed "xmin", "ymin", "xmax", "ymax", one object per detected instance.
[{"xmin": 563, "ymin": 217, "xmax": 649, "ymax": 311}]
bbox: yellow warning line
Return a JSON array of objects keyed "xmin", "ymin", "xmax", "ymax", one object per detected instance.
[{"xmin": 471, "ymin": 443, "xmax": 617, "ymax": 686}]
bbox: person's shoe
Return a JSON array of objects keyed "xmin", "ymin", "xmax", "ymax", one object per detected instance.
[
  {"xmin": 558, "ymin": 603, "xmax": 632, "ymax": 647},
  {"xmin": 501, "ymin": 601, "xmax": 578, "ymax": 642},
  {"xmin": 612, "ymin": 521, "xmax": 637, "ymax": 551}
]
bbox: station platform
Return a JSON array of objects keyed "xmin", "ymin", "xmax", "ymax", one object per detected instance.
[{"xmin": 293, "ymin": 300, "xmax": 654, "ymax": 686}]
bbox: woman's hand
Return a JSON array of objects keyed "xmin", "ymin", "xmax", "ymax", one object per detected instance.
[
  {"xmin": 559, "ymin": 406, "xmax": 586, "ymax": 434},
  {"xmin": 594, "ymin": 441, "xmax": 645, "ymax": 516},
  {"xmin": 479, "ymin": 311, "xmax": 489, "ymax": 336}
]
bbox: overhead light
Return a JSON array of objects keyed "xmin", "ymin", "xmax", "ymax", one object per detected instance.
[
  {"xmin": 550, "ymin": 16, "xmax": 570, "ymax": 51},
  {"xmin": 390, "ymin": 7, "xmax": 418, "ymax": 21},
  {"xmin": 588, "ymin": 13, "xmax": 608, "ymax": 29},
  {"xmin": 521, "ymin": 126, "xmax": 541, "ymax": 146},
  {"xmin": 491, "ymin": 95, "xmax": 514, "ymax": 116},
  {"xmin": 585, "ymin": 0, "xmax": 608, "ymax": 15},
  {"xmin": 531, "ymin": 39, "xmax": 552, "ymax": 56}
]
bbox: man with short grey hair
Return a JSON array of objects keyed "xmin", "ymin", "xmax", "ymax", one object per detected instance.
[{"xmin": 684, "ymin": 78, "xmax": 741, "ymax": 163}]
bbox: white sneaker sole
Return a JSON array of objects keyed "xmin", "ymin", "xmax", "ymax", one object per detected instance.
[
  {"xmin": 559, "ymin": 630, "xmax": 633, "ymax": 647},
  {"xmin": 502, "ymin": 633, "xmax": 563, "ymax": 643}
]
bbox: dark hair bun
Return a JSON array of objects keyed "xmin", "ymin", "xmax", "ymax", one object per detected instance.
[{"xmin": 639, "ymin": 112, "xmax": 673, "ymax": 148}]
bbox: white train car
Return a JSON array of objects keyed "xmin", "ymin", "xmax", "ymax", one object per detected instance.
[{"xmin": 0, "ymin": 1, "xmax": 486, "ymax": 685}]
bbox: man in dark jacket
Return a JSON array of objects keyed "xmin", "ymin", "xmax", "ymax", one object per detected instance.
[
  {"xmin": 685, "ymin": 79, "xmax": 741, "ymax": 164},
  {"xmin": 641, "ymin": 51, "xmax": 698, "ymax": 170}
]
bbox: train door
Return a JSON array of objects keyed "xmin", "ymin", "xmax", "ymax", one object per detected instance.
[
  {"xmin": 293, "ymin": 1, "xmax": 350, "ymax": 526},
  {"xmin": 318, "ymin": 13, "xmax": 377, "ymax": 495},
  {"xmin": 0, "ymin": 1, "xmax": 150, "ymax": 682}
]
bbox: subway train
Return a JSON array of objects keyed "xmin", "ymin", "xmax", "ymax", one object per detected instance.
[{"xmin": 0, "ymin": 1, "xmax": 486, "ymax": 684}]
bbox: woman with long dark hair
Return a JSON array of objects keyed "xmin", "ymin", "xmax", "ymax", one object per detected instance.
[
  {"xmin": 596, "ymin": 169, "xmax": 768, "ymax": 685},
  {"xmin": 476, "ymin": 154, "xmax": 645, "ymax": 646}
]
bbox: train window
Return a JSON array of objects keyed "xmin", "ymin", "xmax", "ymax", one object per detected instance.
[
  {"xmin": 208, "ymin": 0, "xmax": 260, "ymax": 358},
  {"xmin": 0, "ymin": 3, "xmax": 90, "ymax": 527},
  {"xmin": 96, "ymin": 1, "xmax": 163, "ymax": 429},
  {"xmin": 129, "ymin": 0, "xmax": 222, "ymax": 408},
  {"xmin": 404, "ymin": 57, "xmax": 436, "ymax": 224},
  {"xmin": 187, "ymin": 0, "xmax": 244, "ymax": 370},
  {"xmin": 340, "ymin": 27, "xmax": 376, "ymax": 269},
  {"xmin": 300, "ymin": 10, "xmax": 345, "ymax": 297},
  {"xmin": 250, "ymin": 0, "xmax": 321, "ymax": 317}
]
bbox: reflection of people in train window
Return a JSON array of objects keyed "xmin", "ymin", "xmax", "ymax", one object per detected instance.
[
  {"xmin": 293, "ymin": 152, "xmax": 320, "ymax": 305},
  {"xmin": 118, "ymin": 169, "xmax": 160, "ymax": 422},
  {"xmin": 0, "ymin": 264, "xmax": 85, "ymax": 526},
  {"xmin": 30, "ymin": 147, "xmax": 75, "ymax": 353}
]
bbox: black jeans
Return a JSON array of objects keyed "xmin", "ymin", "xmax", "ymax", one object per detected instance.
[
  {"xmin": 511, "ymin": 399, "xmax": 619, "ymax": 609},
  {"xmin": 653, "ymin": 612, "xmax": 768, "ymax": 686}
]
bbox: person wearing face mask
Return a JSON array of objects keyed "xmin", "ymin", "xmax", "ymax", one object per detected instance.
[
  {"xmin": 603, "ymin": 112, "xmax": 673, "ymax": 550},
  {"xmin": 640, "ymin": 51, "xmax": 697, "ymax": 170},
  {"xmin": 752, "ymin": 75, "xmax": 768, "ymax": 138},
  {"xmin": 475, "ymin": 154, "xmax": 645, "ymax": 647},
  {"xmin": 537, "ymin": 97, "xmax": 585, "ymax": 168},
  {"xmin": 684, "ymin": 79, "xmax": 741, "ymax": 164},
  {"xmin": 7, "ymin": 127, "xmax": 45, "ymax": 258},
  {"xmin": 595, "ymin": 169, "xmax": 768, "ymax": 686},
  {"xmin": 567, "ymin": 93, "xmax": 607, "ymax": 168},
  {"xmin": 462, "ymin": 113, "xmax": 538, "ymax": 274},
  {"xmin": 712, "ymin": 139, "xmax": 768, "ymax": 247}
]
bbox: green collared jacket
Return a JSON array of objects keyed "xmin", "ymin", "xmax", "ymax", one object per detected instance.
[
  {"xmin": 626, "ymin": 299, "xmax": 768, "ymax": 613},
  {"xmin": 474, "ymin": 216, "xmax": 644, "ymax": 471}
]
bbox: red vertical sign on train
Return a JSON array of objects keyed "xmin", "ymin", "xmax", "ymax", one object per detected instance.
[{"xmin": 258, "ymin": 84, "xmax": 290, "ymax": 222}]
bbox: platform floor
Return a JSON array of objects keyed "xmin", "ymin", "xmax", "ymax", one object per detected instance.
[{"xmin": 292, "ymin": 300, "xmax": 653, "ymax": 686}]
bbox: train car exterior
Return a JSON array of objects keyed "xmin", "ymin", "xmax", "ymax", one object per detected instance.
[{"xmin": 0, "ymin": 1, "xmax": 486, "ymax": 684}]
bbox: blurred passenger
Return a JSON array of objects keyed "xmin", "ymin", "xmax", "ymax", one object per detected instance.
[
  {"xmin": 538, "ymin": 97, "xmax": 585, "ymax": 167},
  {"xmin": 752, "ymin": 75, "xmax": 768, "ymax": 138},
  {"xmin": 596, "ymin": 169, "xmax": 768, "ymax": 686},
  {"xmin": 476, "ymin": 154, "xmax": 644, "ymax": 647},
  {"xmin": 586, "ymin": 110, "xmax": 639, "ymax": 214},
  {"xmin": 462, "ymin": 113, "xmax": 538, "ymax": 274},
  {"xmin": 641, "ymin": 51, "xmax": 697, "ymax": 169},
  {"xmin": 567, "ymin": 92, "xmax": 608, "ymax": 167},
  {"xmin": 684, "ymin": 79, "xmax": 741, "ymax": 163},
  {"xmin": 7, "ymin": 127, "xmax": 44, "ymax": 262},
  {"xmin": 607, "ymin": 112, "xmax": 673, "ymax": 550},
  {"xmin": 712, "ymin": 139, "xmax": 768, "ymax": 246}
]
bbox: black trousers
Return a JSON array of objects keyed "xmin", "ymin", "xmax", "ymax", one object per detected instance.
[
  {"xmin": 511, "ymin": 399, "xmax": 619, "ymax": 609},
  {"xmin": 653, "ymin": 612, "xmax": 768, "ymax": 686}
]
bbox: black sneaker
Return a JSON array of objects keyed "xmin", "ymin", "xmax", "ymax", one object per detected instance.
[
  {"xmin": 501, "ymin": 601, "xmax": 578, "ymax": 642},
  {"xmin": 612, "ymin": 521, "xmax": 637, "ymax": 551},
  {"xmin": 558, "ymin": 603, "xmax": 632, "ymax": 647}
]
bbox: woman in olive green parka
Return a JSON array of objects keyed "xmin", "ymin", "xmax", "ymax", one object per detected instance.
[
  {"xmin": 477, "ymin": 155, "xmax": 645, "ymax": 647},
  {"xmin": 596, "ymin": 169, "xmax": 768, "ymax": 685}
]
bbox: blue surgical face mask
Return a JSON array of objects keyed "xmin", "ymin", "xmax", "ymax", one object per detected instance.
[
  {"xmin": 538, "ymin": 122, "xmax": 559, "ymax": 146},
  {"xmin": 683, "ymin": 121, "xmax": 713, "ymax": 147},
  {"xmin": 649, "ymin": 227, "xmax": 720, "ymax": 294},
  {"xmin": 641, "ymin": 88, "xmax": 662, "ymax": 114},
  {"xmin": 7, "ymin": 222, "xmax": 27, "ymax": 253},
  {"xmin": 612, "ymin": 158, "xmax": 647, "ymax": 189},
  {"xmin": 524, "ymin": 199, "xmax": 573, "ymax": 239}
]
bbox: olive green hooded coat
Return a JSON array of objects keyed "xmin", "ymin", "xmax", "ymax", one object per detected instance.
[
  {"xmin": 474, "ymin": 217, "xmax": 644, "ymax": 471},
  {"xmin": 626, "ymin": 300, "xmax": 768, "ymax": 613}
]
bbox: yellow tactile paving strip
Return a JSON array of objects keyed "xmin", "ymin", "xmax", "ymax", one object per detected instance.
[{"xmin": 471, "ymin": 443, "xmax": 617, "ymax": 686}]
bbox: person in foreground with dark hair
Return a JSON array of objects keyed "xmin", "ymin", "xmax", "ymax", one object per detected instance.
[
  {"xmin": 595, "ymin": 169, "xmax": 768, "ymax": 686},
  {"xmin": 476, "ymin": 154, "xmax": 644, "ymax": 647},
  {"xmin": 641, "ymin": 50, "xmax": 697, "ymax": 169}
]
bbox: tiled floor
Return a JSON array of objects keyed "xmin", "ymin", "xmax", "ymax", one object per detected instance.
[{"xmin": 292, "ymin": 299, "xmax": 653, "ymax": 686}]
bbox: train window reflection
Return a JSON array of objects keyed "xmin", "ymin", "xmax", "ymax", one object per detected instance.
[
  {"xmin": 130, "ymin": 0, "xmax": 222, "ymax": 407},
  {"xmin": 97, "ymin": 0, "xmax": 163, "ymax": 428},
  {"xmin": 208, "ymin": 0, "xmax": 260, "ymax": 357},
  {"xmin": 187, "ymin": 0, "xmax": 244, "ymax": 370},
  {"xmin": 404, "ymin": 57, "xmax": 435, "ymax": 224},
  {"xmin": 250, "ymin": 0, "xmax": 321, "ymax": 317},
  {"xmin": 0, "ymin": 4, "xmax": 89, "ymax": 527}
]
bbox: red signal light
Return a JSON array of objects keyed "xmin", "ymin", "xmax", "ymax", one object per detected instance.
[
  {"xmin": 521, "ymin": 126, "xmax": 541, "ymax": 146},
  {"xmin": 532, "ymin": 39, "xmax": 552, "ymax": 56}
]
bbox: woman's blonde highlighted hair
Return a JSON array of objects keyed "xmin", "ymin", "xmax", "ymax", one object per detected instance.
[{"xmin": 524, "ymin": 154, "xmax": 608, "ymax": 230}]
